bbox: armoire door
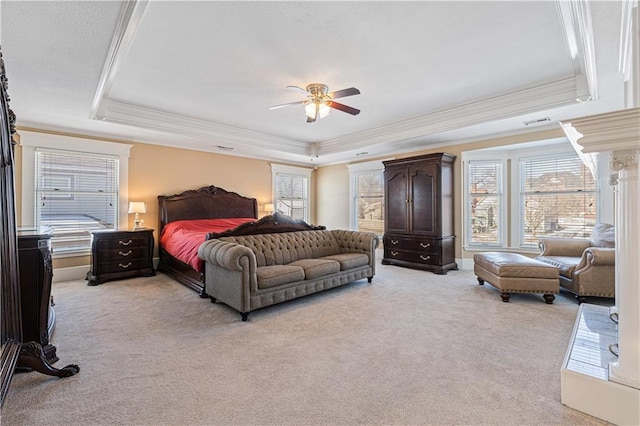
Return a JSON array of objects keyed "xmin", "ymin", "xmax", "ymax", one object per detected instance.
[
  {"xmin": 385, "ymin": 168, "xmax": 409, "ymax": 234},
  {"xmin": 409, "ymin": 163, "xmax": 438, "ymax": 236}
]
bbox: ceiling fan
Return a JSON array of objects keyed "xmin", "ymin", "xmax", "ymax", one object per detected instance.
[{"xmin": 269, "ymin": 83, "xmax": 361, "ymax": 123}]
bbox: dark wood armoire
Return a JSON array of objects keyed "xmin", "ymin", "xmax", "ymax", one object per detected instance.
[
  {"xmin": 382, "ymin": 153, "xmax": 458, "ymax": 274},
  {"xmin": 0, "ymin": 46, "xmax": 78, "ymax": 408}
]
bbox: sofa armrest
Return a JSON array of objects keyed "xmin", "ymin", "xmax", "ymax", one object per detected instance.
[
  {"xmin": 576, "ymin": 247, "xmax": 616, "ymax": 270},
  {"xmin": 198, "ymin": 239, "xmax": 256, "ymax": 272},
  {"xmin": 538, "ymin": 238, "xmax": 591, "ymax": 257},
  {"xmin": 331, "ymin": 230, "xmax": 380, "ymax": 254}
]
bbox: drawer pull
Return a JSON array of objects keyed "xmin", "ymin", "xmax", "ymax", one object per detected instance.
[
  {"xmin": 420, "ymin": 242, "xmax": 431, "ymax": 248},
  {"xmin": 119, "ymin": 239, "xmax": 133, "ymax": 246},
  {"xmin": 391, "ymin": 251, "xmax": 398, "ymax": 256},
  {"xmin": 118, "ymin": 262, "xmax": 132, "ymax": 269},
  {"xmin": 391, "ymin": 240, "xmax": 399, "ymax": 245},
  {"xmin": 118, "ymin": 250, "xmax": 132, "ymax": 257},
  {"xmin": 420, "ymin": 255, "xmax": 431, "ymax": 261}
]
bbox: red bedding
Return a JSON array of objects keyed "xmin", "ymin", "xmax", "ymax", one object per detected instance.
[{"xmin": 160, "ymin": 218, "xmax": 255, "ymax": 271}]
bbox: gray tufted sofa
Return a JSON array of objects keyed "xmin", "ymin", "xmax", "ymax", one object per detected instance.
[{"xmin": 198, "ymin": 229, "xmax": 379, "ymax": 320}]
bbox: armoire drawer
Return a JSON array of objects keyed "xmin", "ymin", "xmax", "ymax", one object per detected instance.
[
  {"xmin": 383, "ymin": 247, "xmax": 440, "ymax": 266},
  {"xmin": 383, "ymin": 235, "xmax": 440, "ymax": 254}
]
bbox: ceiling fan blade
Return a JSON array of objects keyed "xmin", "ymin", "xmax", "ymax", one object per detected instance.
[
  {"xmin": 328, "ymin": 101, "xmax": 360, "ymax": 116},
  {"xmin": 286, "ymin": 85, "xmax": 309, "ymax": 96},
  {"xmin": 328, "ymin": 87, "xmax": 360, "ymax": 99},
  {"xmin": 268, "ymin": 100, "xmax": 306, "ymax": 110}
]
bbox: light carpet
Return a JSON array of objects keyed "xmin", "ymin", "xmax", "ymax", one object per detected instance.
[{"xmin": 1, "ymin": 258, "xmax": 610, "ymax": 425}]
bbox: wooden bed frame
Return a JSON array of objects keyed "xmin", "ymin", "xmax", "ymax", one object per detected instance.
[{"xmin": 157, "ymin": 185, "xmax": 258, "ymax": 296}]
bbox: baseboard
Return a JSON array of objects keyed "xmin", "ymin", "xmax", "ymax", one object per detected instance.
[
  {"xmin": 52, "ymin": 265, "xmax": 89, "ymax": 283},
  {"xmin": 53, "ymin": 257, "xmax": 160, "ymax": 283}
]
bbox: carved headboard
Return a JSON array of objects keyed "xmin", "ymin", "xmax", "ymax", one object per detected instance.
[{"xmin": 157, "ymin": 185, "xmax": 258, "ymax": 236}]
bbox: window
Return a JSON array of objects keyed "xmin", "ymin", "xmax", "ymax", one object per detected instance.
[
  {"xmin": 35, "ymin": 150, "xmax": 119, "ymax": 254},
  {"xmin": 271, "ymin": 164, "xmax": 312, "ymax": 222},
  {"xmin": 20, "ymin": 131, "xmax": 132, "ymax": 257},
  {"xmin": 348, "ymin": 160, "xmax": 386, "ymax": 235},
  {"xmin": 465, "ymin": 160, "xmax": 505, "ymax": 247},
  {"xmin": 519, "ymin": 154, "xmax": 597, "ymax": 246},
  {"xmin": 463, "ymin": 140, "xmax": 599, "ymax": 251}
]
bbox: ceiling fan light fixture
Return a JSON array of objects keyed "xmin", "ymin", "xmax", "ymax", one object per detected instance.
[{"xmin": 304, "ymin": 102, "xmax": 331, "ymax": 119}]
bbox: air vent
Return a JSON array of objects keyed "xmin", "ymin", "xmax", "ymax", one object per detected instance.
[
  {"xmin": 523, "ymin": 117, "xmax": 551, "ymax": 126},
  {"xmin": 355, "ymin": 151, "xmax": 369, "ymax": 156},
  {"xmin": 217, "ymin": 145, "xmax": 234, "ymax": 151}
]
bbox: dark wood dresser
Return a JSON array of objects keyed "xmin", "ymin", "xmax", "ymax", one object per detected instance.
[
  {"xmin": 87, "ymin": 229, "xmax": 155, "ymax": 285},
  {"xmin": 382, "ymin": 153, "xmax": 458, "ymax": 274},
  {"xmin": 17, "ymin": 228, "xmax": 57, "ymax": 363}
]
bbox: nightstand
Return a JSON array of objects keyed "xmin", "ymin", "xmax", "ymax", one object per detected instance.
[{"xmin": 86, "ymin": 229, "xmax": 155, "ymax": 285}]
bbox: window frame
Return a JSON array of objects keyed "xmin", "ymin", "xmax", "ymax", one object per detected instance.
[
  {"xmin": 347, "ymin": 159, "xmax": 386, "ymax": 235},
  {"xmin": 462, "ymin": 153, "xmax": 508, "ymax": 249},
  {"xmin": 270, "ymin": 163, "xmax": 313, "ymax": 223},
  {"xmin": 20, "ymin": 131, "xmax": 132, "ymax": 258}
]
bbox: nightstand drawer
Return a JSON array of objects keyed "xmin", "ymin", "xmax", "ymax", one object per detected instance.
[
  {"xmin": 97, "ymin": 236, "xmax": 150, "ymax": 250},
  {"xmin": 99, "ymin": 258, "xmax": 154, "ymax": 274}
]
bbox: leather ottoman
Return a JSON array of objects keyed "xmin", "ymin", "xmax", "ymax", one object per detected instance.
[{"xmin": 473, "ymin": 252, "xmax": 559, "ymax": 303}]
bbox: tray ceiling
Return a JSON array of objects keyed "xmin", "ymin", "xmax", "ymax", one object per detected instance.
[{"xmin": 1, "ymin": 1, "xmax": 627, "ymax": 165}]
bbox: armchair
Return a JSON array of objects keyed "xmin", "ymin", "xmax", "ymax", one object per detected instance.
[{"xmin": 535, "ymin": 223, "xmax": 615, "ymax": 303}]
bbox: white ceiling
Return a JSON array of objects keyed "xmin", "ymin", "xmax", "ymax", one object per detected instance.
[{"xmin": 0, "ymin": 1, "xmax": 627, "ymax": 166}]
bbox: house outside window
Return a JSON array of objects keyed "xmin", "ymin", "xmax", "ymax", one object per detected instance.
[
  {"xmin": 463, "ymin": 140, "xmax": 598, "ymax": 251},
  {"xmin": 271, "ymin": 164, "xmax": 312, "ymax": 222},
  {"xmin": 518, "ymin": 154, "xmax": 597, "ymax": 246},
  {"xmin": 20, "ymin": 131, "xmax": 132, "ymax": 257},
  {"xmin": 347, "ymin": 160, "xmax": 386, "ymax": 235}
]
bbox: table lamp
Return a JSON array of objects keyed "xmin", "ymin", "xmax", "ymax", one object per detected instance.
[
  {"xmin": 264, "ymin": 203, "xmax": 275, "ymax": 214},
  {"xmin": 128, "ymin": 201, "xmax": 147, "ymax": 230}
]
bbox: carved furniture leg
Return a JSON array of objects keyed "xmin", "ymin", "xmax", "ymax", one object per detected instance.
[
  {"xmin": 241, "ymin": 312, "xmax": 249, "ymax": 322},
  {"xmin": 543, "ymin": 294, "xmax": 555, "ymax": 304},
  {"xmin": 477, "ymin": 277, "xmax": 485, "ymax": 285},
  {"xmin": 500, "ymin": 292, "xmax": 511, "ymax": 302},
  {"xmin": 17, "ymin": 342, "xmax": 79, "ymax": 378},
  {"xmin": 367, "ymin": 277, "xmax": 373, "ymax": 283}
]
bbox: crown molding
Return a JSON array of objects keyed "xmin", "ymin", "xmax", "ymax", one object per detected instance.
[
  {"xmin": 560, "ymin": 107, "xmax": 640, "ymax": 154},
  {"xmin": 555, "ymin": 0, "xmax": 599, "ymax": 102},
  {"xmin": 318, "ymin": 77, "xmax": 577, "ymax": 156},
  {"xmin": 89, "ymin": 1, "xmax": 149, "ymax": 120},
  {"xmin": 100, "ymin": 98, "xmax": 310, "ymax": 155}
]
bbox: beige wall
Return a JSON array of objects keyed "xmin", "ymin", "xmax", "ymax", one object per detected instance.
[{"xmin": 315, "ymin": 128, "xmax": 567, "ymax": 260}]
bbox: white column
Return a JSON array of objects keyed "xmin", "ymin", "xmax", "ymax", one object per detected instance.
[{"xmin": 609, "ymin": 149, "xmax": 640, "ymax": 389}]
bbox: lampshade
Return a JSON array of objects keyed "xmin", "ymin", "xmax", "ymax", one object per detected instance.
[
  {"xmin": 305, "ymin": 102, "xmax": 330, "ymax": 119},
  {"xmin": 264, "ymin": 203, "xmax": 275, "ymax": 213},
  {"xmin": 128, "ymin": 202, "xmax": 147, "ymax": 214}
]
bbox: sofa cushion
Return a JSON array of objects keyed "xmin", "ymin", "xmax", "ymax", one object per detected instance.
[
  {"xmin": 321, "ymin": 253, "xmax": 369, "ymax": 271},
  {"xmin": 590, "ymin": 223, "xmax": 615, "ymax": 248},
  {"xmin": 256, "ymin": 265, "xmax": 305, "ymax": 289},
  {"xmin": 535, "ymin": 255, "xmax": 580, "ymax": 278},
  {"xmin": 288, "ymin": 259, "xmax": 340, "ymax": 280}
]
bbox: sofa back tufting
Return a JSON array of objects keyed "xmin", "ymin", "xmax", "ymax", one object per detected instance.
[{"xmin": 220, "ymin": 230, "xmax": 341, "ymax": 267}]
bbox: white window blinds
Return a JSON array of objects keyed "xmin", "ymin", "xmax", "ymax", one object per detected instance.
[
  {"xmin": 519, "ymin": 154, "xmax": 596, "ymax": 246},
  {"xmin": 466, "ymin": 160, "xmax": 503, "ymax": 246},
  {"xmin": 275, "ymin": 173, "xmax": 307, "ymax": 221},
  {"xmin": 35, "ymin": 149, "xmax": 119, "ymax": 254},
  {"xmin": 354, "ymin": 171, "xmax": 384, "ymax": 235}
]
